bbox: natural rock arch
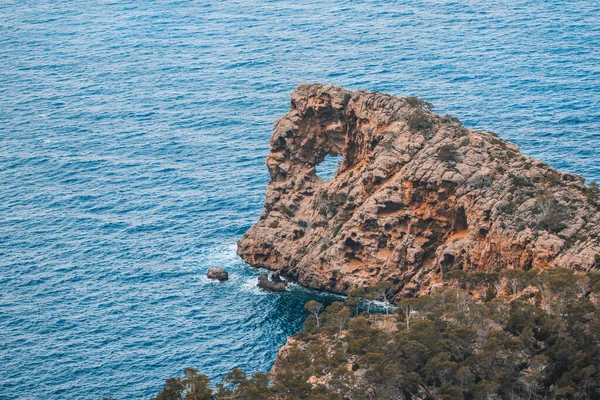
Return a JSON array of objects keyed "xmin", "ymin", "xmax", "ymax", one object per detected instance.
[{"xmin": 239, "ymin": 83, "xmax": 600, "ymax": 295}]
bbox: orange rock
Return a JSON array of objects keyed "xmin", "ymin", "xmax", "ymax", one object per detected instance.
[{"xmin": 238, "ymin": 83, "xmax": 600, "ymax": 296}]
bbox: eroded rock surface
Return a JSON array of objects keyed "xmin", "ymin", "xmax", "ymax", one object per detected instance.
[
  {"xmin": 237, "ymin": 83, "xmax": 600, "ymax": 295},
  {"xmin": 257, "ymin": 273, "xmax": 288, "ymax": 292},
  {"xmin": 207, "ymin": 268, "xmax": 229, "ymax": 281}
]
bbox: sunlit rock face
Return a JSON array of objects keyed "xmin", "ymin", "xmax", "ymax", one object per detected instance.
[{"xmin": 238, "ymin": 83, "xmax": 600, "ymax": 295}]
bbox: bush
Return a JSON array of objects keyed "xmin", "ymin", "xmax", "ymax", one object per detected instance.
[
  {"xmin": 509, "ymin": 173, "xmax": 532, "ymax": 188},
  {"xmin": 297, "ymin": 219, "xmax": 309, "ymax": 228},
  {"xmin": 147, "ymin": 268, "xmax": 600, "ymax": 400},
  {"xmin": 331, "ymin": 222, "xmax": 344, "ymax": 238},
  {"xmin": 545, "ymin": 171, "xmax": 563, "ymax": 186},
  {"xmin": 587, "ymin": 182, "xmax": 599, "ymax": 206},
  {"xmin": 406, "ymin": 108, "xmax": 433, "ymax": 133},
  {"xmin": 535, "ymin": 194, "xmax": 567, "ymax": 233},
  {"xmin": 437, "ymin": 143, "xmax": 459, "ymax": 162},
  {"xmin": 279, "ymin": 204, "xmax": 295, "ymax": 218},
  {"xmin": 443, "ymin": 114, "xmax": 462, "ymax": 125},
  {"xmin": 404, "ymin": 96, "xmax": 434, "ymax": 110}
]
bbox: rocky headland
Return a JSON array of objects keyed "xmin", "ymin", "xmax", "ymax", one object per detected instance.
[
  {"xmin": 151, "ymin": 85, "xmax": 600, "ymax": 400},
  {"xmin": 238, "ymin": 83, "xmax": 600, "ymax": 296}
]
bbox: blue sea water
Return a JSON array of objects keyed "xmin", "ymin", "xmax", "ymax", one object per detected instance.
[{"xmin": 1, "ymin": 0, "xmax": 599, "ymax": 399}]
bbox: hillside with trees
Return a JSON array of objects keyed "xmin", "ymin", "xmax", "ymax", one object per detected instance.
[{"xmin": 145, "ymin": 268, "xmax": 600, "ymax": 400}]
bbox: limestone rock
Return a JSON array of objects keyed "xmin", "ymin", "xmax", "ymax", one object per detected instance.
[
  {"xmin": 257, "ymin": 273, "xmax": 288, "ymax": 292},
  {"xmin": 207, "ymin": 268, "xmax": 229, "ymax": 281},
  {"xmin": 238, "ymin": 83, "xmax": 600, "ymax": 295}
]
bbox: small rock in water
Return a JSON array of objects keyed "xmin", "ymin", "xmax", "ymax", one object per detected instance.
[
  {"xmin": 207, "ymin": 268, "xmax": 229, "ymax": 281},
  {"xmin": 257, "ymin": 273, "xmax": 287, "ymax": 292}
]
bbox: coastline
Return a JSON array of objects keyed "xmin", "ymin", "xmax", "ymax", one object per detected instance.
[{"xmin": 238, "ymin": 83, "xmax": 599, "ymax": 297}]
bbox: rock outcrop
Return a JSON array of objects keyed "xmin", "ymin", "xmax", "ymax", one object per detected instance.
[
  {"xmin": 238, "ymin": 83, "xmax": 600, "ymax": 295},
  {"xmin": 257, "ymin": 273, "xmax": 288, "ymax": 292},
  {"xmin": 207, "ymin": 268, "xmax": 229, "ymax": 281}
]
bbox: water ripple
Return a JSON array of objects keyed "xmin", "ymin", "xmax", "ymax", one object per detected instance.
[{"xmin": 1, "ymin": 0, "xmax": 599, "ymax": 399}]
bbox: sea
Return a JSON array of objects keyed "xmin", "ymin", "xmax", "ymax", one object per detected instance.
[{"xmin": 1, "ymin": 1, "xmax": 599, "ymax": 399}]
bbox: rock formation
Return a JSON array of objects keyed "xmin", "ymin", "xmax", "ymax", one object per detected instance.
[
  {"xmin": 207, "ymin": 268, "xmax": 229, "ymax": 281},
  {"xmin": 257, "ymin": 273, "xmax": 288, "ymax": 292},
  {"xmin": 237, "ymin": 83, "xmax": 600, "ymax": 295}
]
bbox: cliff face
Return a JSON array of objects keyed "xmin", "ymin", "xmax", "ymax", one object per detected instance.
[{"xmin": 237, "ymin": 83, "xmax": 600, "ymax": 295}]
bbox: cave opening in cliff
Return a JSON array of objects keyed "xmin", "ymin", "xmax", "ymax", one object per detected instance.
[
  {"xmin": 316, "ymin": 154, "xmax": 343, "ymax": 181},
  {"xmin": 455, "ymin": 207, "xmax": 468, "ymax": 231}
]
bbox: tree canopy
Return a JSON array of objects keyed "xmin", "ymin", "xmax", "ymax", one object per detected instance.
[{"xmin": 145, "ymin": 268, "xmax": 600, "ymax": 400}]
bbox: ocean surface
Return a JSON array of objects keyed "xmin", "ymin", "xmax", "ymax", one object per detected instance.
[{"xmin": 1, "ymin": 1, "xmax": 599, "ymax": 399}]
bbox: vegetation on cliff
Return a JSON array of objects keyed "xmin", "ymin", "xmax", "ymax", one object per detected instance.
[
  {"xmin": 148, "ymin": 268, "xmax": 600, "ymax": 400},
  {"xmin": 144, "ymin": 86, "xmax": 600, "ymax": 399}
]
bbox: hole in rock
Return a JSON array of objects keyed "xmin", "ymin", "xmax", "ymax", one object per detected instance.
[
  {"xmin": 454, "ymin": 207, "xmax": 468, "ymax": 231},
  {"xmin": 316, "ymin": 154, "xmax": 343, "ymax": 181}
]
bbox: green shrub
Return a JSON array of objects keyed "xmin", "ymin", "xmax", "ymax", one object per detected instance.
[
  {"xmin": 509, "ymin": 173, "xmax": 532, "ymax": 188},
  {"xmin": 443, "ymin": 114, "xmax": 462, "ymax": 125},
  {"xmin": 297, "ymin": 219, "xmax": 309, "ymax": 228},
  {"xmin": 279, "ymin": 204, "xmax": 295, "ymax": 218},
  {"xmin": 437, "ymin": 143, "xmax": 459, "ymax": 162},
  {"xmin": 331, "ymin": 222, "xmax": 344, "ymax": 238},
  {"xmin": 586, "ymin": 182, "xmax": 599, "ymax": 206},
  {"xmin": 404, "ymin": 96, "xmax": 434, "ymax": 110},
  {"xmin": 406, "ymin": 108, "xmax": 433, "ymax": 133},
  {"xmin": 535, "ymin": 194, "xmax": 567, "ymax": 233}
]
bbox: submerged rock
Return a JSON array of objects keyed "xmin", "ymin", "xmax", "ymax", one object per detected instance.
[
  {"xmin": 207, "ymin": 268, "xmax": 229, "ymax": 281},
  {"xmin": 257, "ymin": 273, "xmax": 288, "ymax": 292},
  {"xmin": 238, "ymin": 83, "xmax": 600, "ymax": 295}
]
